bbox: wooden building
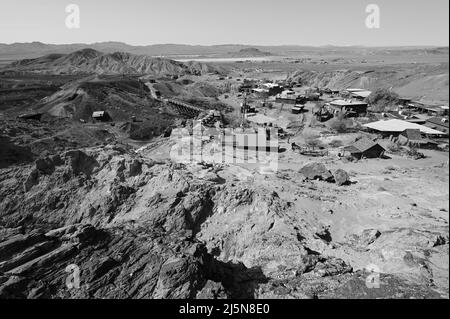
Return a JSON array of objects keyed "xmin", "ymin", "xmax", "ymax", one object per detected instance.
[
  {"xmin": 329, "ymin": 100, "xmax": 368, "ymax": 117},
  {"xmin": 92, "ymin": 111, "xmax": 112, "ymax": 122},
  {"xmin": 343, "ymin": 138, "xmax": 385, "ymax": 159}
]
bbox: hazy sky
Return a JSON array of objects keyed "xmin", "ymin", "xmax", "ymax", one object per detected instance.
[{"xmin": 0, "ymin": 0, "xmax": 448, "ymax": 46}]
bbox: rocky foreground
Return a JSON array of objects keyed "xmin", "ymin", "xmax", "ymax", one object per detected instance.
[{"xmin": 0, "ymin": 145, "xmax": 447, "ymax": 298}]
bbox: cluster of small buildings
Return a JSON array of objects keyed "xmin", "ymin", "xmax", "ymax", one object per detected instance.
[
  {"xmin": 234, "ymin": 79, "xmax": 448, "ymax": 160},
  {"xmin": 198, "ymin": 110, "xmax": 222, "ymax": 127},
  {"xmin": 251, "ymin": 82, "xmax": 284, "ymax": 96},
  {"xmin": 275, "ymin": 90, "xmax": 307, "ymax": 105},
  {"xmin": 319, "ymin": 88, "xmax": 449, "ymax": 138},
  {"xmin": 403, "ymin": 101, "xmax": 449, "ymax": 117},
  {"xmin": 340, "ymin": 121, "xmax": 446, "ymax": 160}
]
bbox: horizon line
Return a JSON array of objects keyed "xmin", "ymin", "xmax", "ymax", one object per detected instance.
[{"xmin": 0, "ymin": 41, "xmax": 449, "ymax": 48}]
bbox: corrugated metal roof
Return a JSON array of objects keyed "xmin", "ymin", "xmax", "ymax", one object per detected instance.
[
  {"xmin": 92, "ymin": 111, "xmax": 105, "ymax": 117},
  {"xmin": 351, "ymin": 90, "xmax": 372, "ymax": 98},
  {"xmin": 343, "ymin": 145, "xmax": 361, "ymax": 153},
  {"xmin": 330, "ymin": 99, "xmax": 368, "ymax": 107},
  {"xmin": 426, "ymin": 117, "xmax": 449, "ymax": 128},
  {"xmin": 363, "ymin": 119, "xmax": 445, "ymax": 135},
  {"xmin": 253, "ymin": 88, "xmax": 269, "ymax": 93},
  {"xmin": 263, "ymin": 83, "xmax": 279, "ymax": 88},
  {"xmin": 346, "ymin": 88, "xmax": 366, "ymax": 92},
  {"xmin": 349, "ymin": 137, "xmax": 383, "ymax": 153}
]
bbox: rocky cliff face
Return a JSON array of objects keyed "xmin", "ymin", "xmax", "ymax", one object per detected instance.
[{"xmin": 0, "ymin": 145, "xmax": 446, "ymax": 298}]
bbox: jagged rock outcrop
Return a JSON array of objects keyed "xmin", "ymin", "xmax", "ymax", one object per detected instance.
[
  {"xmin": 332, "ymin": 169, "xmax": 350, "ymax": 186},
  {"xmin": 300, "ymin": 162, "xmax": 334, "ymax": 182},
  {"xmin": 0, "ymin": 145, "xmax": 446, "ymax": 298}
]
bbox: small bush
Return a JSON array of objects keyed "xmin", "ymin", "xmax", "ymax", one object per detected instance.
[
  {"xmin": 305, "ymin": 137, "xmax": 324, "ymax": 150},
  {"xmin": 328, "ymin": 118, "xmax": 350, "ymax": 133},
  {"xmin": 406, "ymin": 148, "xmax": 426, "ymax": 159},
  {"xmin": 386, "ymin": 141, "xmax": 401, "ymax": 153},
  {"xmin": 366, "ymin": 88, "xmax": 400, "ymax": 113},
  {"xmin": 303, "ymin": 129, "xmax": 323, "ymax": 150},
  {"xmin": 329, "ymin": 140, "xmax": 343, "ymax": 148}
]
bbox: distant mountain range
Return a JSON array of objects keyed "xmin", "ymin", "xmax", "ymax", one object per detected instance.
[
  {"xmin": 228, "ymin": 47, "xmax": 274, "ymax": 58},
  {"xmin": 1, "ymin": 48, "xmax": 223, "ymax": 76},
  {"xmin": 0, "ymin": 41, "xmax": 448, "ymax": 60}
]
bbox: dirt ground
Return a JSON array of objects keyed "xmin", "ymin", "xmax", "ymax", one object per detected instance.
[
  {"xmin": 0, "ymin": 47, "xmax": 448, "ymax": 299},
  {"xmin": 137, "ymin": 87, "xmax": 449, "ymax": 297}
]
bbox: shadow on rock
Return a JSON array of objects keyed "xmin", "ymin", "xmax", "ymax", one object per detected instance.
[
  {"xmin": 202, "ymin": 255, "xmax": 268, "ymax": 299},
  {"xmin": 0, "ymin": 136, "xmax": 34, "ymax": 169}
]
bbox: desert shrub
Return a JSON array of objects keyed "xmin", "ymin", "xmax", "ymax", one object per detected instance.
[
  {"xmin": 327, "ymin": 110, "xmax": 353, "ymax": 133},
  {"xmin": 406, "ymin": 147, "xmax": 426, "ymax": 159},
  {"xmin": 305, "ymin": 138, "xmax": 324, "ymax": 150},
  {"xmin": 328, "ymin": 118, "xmax": 350, "ymax": 133},
  {"xmin": 329, "ymin": 140, "xmax": 343, "ymax": 148},
  {"xmin": 386, "ymin": 141, "xmax": 401, "ymax": 153},
  {"xmin": 302, "ymin": 129, "xmax": 322, "ymax": 148},
  {"xmin": 366, "ymin": 88, "xmax": 400, "ymax": 113},
  {"xmin": 222, "ymin": 113, "xmax": 242, "ymax": 128}
]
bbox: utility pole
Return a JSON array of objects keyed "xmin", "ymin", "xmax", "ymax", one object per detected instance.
[{"xmin": 240, "ymin": 92, "xmax": 249, "ymax": 126}]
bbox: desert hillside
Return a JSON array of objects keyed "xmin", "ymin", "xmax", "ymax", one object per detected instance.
[
  {"xmin": 0, "ymin": 42, "xmax": 448, "ymax": 301},
  {"xmin": 284, "ymin": 63, "xmax": 449, "ymax": 104},
  {"xmin": 2, "ymin": 49, "xmax": 223, "ymax": 76}
]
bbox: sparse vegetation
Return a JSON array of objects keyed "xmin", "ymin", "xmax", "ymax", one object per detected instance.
[
  {"xmin": 327, "ymin": 114, "xmax": 351, "ymax": 133},
  {"xmin": 366, "ymin": 88, "xmax": 400, "ymax": 113},
  {"xmin": 305, "ymin": 137, "xmax": 324, "ymax": 150},
  {"xmin": 405, "ymin": 147, "xmax": 426, "ymax": 159},
  {"xmin": 223, "ymin": 113, "xmax": 244, "ymax": 128},
  {"xmin": 387, "ymin": 141, "xmax": 401, "ymax": 153},
  {"xmin": 0, "ymin": 43, "xmax": 448, "ymax": 300},
  {"xmin": 329, "ymin": 140, "xmax": 343, "ymax": 148}
]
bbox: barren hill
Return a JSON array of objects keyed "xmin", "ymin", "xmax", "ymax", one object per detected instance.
[
  {"xmin": 35, "ymin": 75, "xmax": 169, "ymax": 121},
  {"xmin": 288, "ymin": 63, "xmax": 449, "ymax": 104},
  {"xmin": 3, "ymin": 49, "xmax": 223, "ymax": 76},
  {"xmin": 228, "ymin": 47, "xmax": 273, "ymax": 58},
  {"xmin": 1, "ymin": 42, "xmax": 447, "ymax": 60}
]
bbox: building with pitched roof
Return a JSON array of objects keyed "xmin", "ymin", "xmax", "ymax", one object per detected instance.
[
  {"xmin": 329, "ymin": 99, "xmax": 368, "ymax": 116},
  {"xmin": 363, "ymin": 119, "xmax": 445, "ymax": 136},
  {"xmin": 424, "ymin": 117, "xmax": 449, "ymax": 135},
  {"xmin": 397, "ymin": 129, "xmax": 438, "ymax": 149},
  {"xmin": 92, "ymin": 111, "xmax": 111, "ymax": 122},
  {"xmin": 343, "ymin": 137, "xmax": 385, "ymax": 159}
]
